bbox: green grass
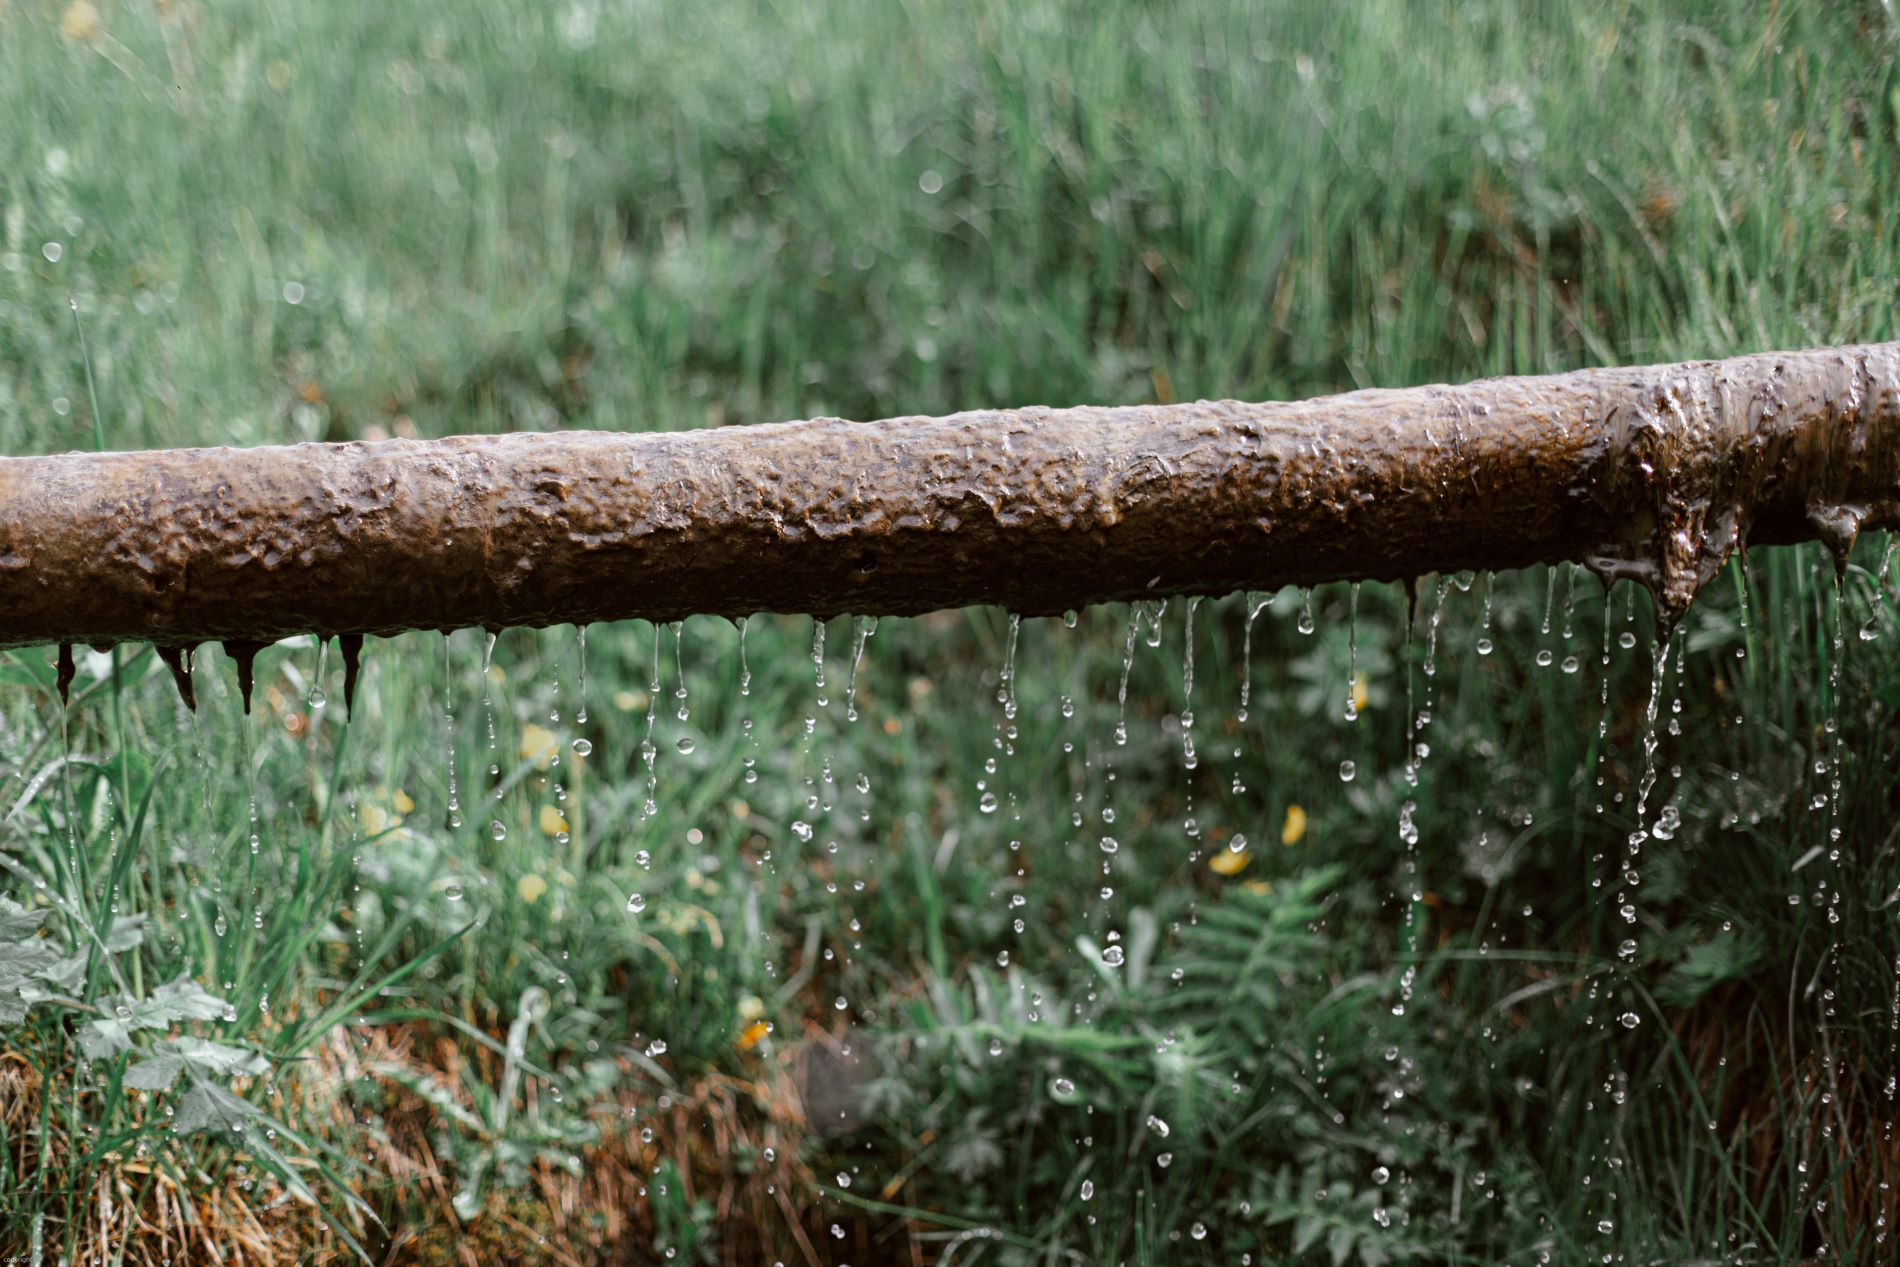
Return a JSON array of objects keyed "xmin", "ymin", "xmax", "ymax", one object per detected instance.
[{"xmin": 4, "ymin": 0, "xmax": 1900, "ymax": 1262}]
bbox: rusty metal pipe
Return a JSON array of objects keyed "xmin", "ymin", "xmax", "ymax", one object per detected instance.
[{"xmin": 2, "ymin": 344, "xmax": 1897, "ymax": 671}]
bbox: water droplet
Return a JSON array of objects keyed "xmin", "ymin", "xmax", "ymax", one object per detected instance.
[
  {"xmin": 489, "ymin": 820, "xmax": 507, "ymax": 841},
  {"xmin": 42, "ymin": 242, "xmax": 62, "ymax": 263},
  {"xmin": 572, "ymin": 737, "xmax": 593, "ymax": 756},
  {"xmin": 1102, "ymin": 945, "xmax": 1125, "ymax": 966},
  {"xmin": 1079, "ymin": 1179, "xmax": 1094, "ymax": 1200},
  {"xmin": 1372, "ymin": 1165, "xmax": 1390, "ymax": 1184},
  {"xmin": 1339, "ymin": 760, "xmax": 1356, "ymax": 783},
  {"xmin": 627, "ymin": 893, "xmax": 647, "ymax": 914},
  {"xmin": 978, "ymin": 791, "xmax": 998, "ymax": 814},
  {"xmin": 1619, "ymin": 1011, "xmax": 1640, "ymax": 1029},
  {"xmin": 444, "ymin": 881, "xmax": 464, "ymax": 902},
  {"xmin": 675, "ymin": 735, "xmax": 696, "ymax": 754},
  {"xmin": 1190, "ymin": 1222, "xmax": 1207, "ymax": 1241},
  {"xmin": 1053, "ymin": 1077, "xmax": 1075, "ymax": 1097}
]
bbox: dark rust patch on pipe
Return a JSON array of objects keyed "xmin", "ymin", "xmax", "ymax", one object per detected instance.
[{"xmin": 1, "ymin": 344, "xmax": 1896, "ymax": 656}]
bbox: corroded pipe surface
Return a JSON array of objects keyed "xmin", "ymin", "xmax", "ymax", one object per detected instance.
[{"xmin": 2, "ymin": 344, "xmax": 1898, "ymax": 658}]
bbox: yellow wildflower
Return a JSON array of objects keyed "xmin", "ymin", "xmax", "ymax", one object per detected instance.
[
  {"xmin": 516, "ymin": 873, "xmax": 548, "ymax": 904},
  {"xmin": 1352, "ymin": 674, "xmax": 1369, "ymax": 715},
  {"xmin": 1281, "ymin": 804, "xmax": 1308, "ymax": 846},
  {"xmin": 60, "ymin": 2, "xmax": 100, "ymax": 43},
  {"xmin": 1242, "ymin": 879, "xmax": 1274, "ymax": 896},
  {"xmin": 538, "ymin": 804, "xmax": 568, "ymax": 836},
  {"xmin": 736, "ymin": 1019, "xmax": 770, "ymax": 1052},
  {"xmin": 1209, "ymin": 843, "xmax": 1250, "ymax": 876},
  {"xmin": 737, "ymin": 994, "xmax": 765, "ymax": 1021},
  {"xmin": 518, "ymin": 723, "xmax": 558, "ymax": 769},
  {"xmin": 360, "ymin": 802, "xmax": 390, "ymax": 835},
  {"xmin": 392, "ymin": 788, "xmax": 415, "ymax": 815}
]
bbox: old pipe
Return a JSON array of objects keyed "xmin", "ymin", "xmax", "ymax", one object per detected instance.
[{"xmin": 3, "ymin": 342, "xmax": 1898, "ymax": 708}]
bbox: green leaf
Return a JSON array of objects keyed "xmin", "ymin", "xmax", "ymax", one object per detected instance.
[
  {"xmin": 147, "ymin": 977, "xmax": 228, "ymax": 1023},
  {"xmin": 0, "ymin": 935, "xmax": 59, "ymax": 1023},
  {"xmin": 33, "ymin": 952, "xmax": 86, "ymax": 993},
  {"xmin": 0, "ymin": 896, "xmax": 49, "ymax": 941},
  {"xmin": 943, "ymin": 1123, "xmax": 1004, "ymax": 1182},
  {"xmin": 170, "ymin": 1036, "xmax": 269, "ymax": 1078},
  {"xmin": 103, "ymin": 913, "xmax": 148, "ymax": 953},
  {"xmin": 173, "ymin": 1082, "xmax": 261, "ymax": 1136},
  {"xmin": 80, "ymin": 1017, "xmax": 134, "ymax": 1060},
  {"xmin": 124, "ymin": 1053, "xmax": 186, "ymax": 1091},
  {"xmin": 1657, "ymin": 931, "xmax": 1764, "ymax": 1006}
]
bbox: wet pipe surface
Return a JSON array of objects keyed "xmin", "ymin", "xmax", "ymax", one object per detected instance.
[{"xmin": 2, "ymin": 343, "xmax": 1897, "ymax": 710}]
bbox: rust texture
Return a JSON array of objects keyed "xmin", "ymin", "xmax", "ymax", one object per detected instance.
[{"xmin": 1, "ymin": 343, "xmax": 1897, "ymax": 668}]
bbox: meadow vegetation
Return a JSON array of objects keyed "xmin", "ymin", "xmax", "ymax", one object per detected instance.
[{"xmin": 2, "ymin": 1, "xmax": 1899, "ymax": 1262}]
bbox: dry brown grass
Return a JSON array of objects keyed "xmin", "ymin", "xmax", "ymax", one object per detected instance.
[{"xmin": 1, "ymin": 1046, "xmax": 341, "ymax": 1267}]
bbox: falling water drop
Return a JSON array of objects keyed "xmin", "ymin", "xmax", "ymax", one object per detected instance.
[
  {"xmin": 1180, "ymin": 596, "xmax": 1200, "ymax": 769},
  {"xmin": 811, "ymin": 618, "xmax": 828, "ymax": 708},
  {"xmin": 1476, "ymin": 572, "xmax": 1495, "ymax": 655},
  {"xmin": 575, "ymin": 624, "xmax": 589, "ymax": 724},
  {"xmin": 844, "ymin": 615, "xmax": 877, "ymax": 722},
  {"xmin": 1114, "ymin": 606, "xmax": 1140, "ymax": 746},
  {"xmin": 308, "ymin": 639, "xmax": 328, "ymax": 708},
  {"xmin": 1238, "ymin": 592, "xmax": 1270, "ymax": 723},
  {"xmin": 1345, "ymin": 583, "xmax": 1362, "ymax": 720},
  {"xmin": 671, "ymin": 620, "xmax": 689, "ymax": 722}
]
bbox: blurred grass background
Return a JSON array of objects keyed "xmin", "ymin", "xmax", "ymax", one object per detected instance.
[{"xmin": 2, "ymin": 1, "xmax": 1900, "ymax": 1263}]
